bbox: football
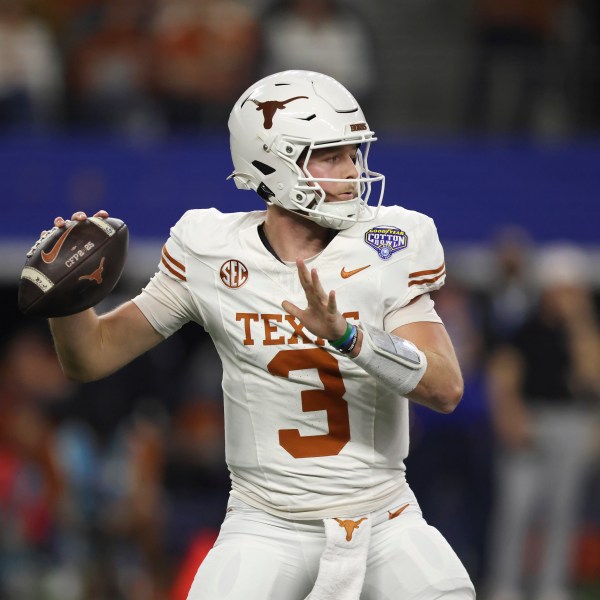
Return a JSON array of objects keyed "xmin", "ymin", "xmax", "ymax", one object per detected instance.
[{"xmin": 18, "ymin": 217, "xmax": 129, "ymax": 318}]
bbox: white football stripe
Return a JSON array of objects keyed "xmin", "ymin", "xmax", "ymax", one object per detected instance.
[
  {"xmin": 88, "ymin": 217, "xmax": 115, "ymax": 236},
  {"xmin": 21, "ymin": 267, "xmax": 54, "ymax": 292}
]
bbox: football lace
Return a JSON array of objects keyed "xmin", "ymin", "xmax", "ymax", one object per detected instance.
[{"xmin": 27, "ymin": 226, "xmax": 58, "ymax": 258}]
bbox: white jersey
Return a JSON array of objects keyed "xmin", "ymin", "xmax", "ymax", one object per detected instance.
[{"xmin": 133, "ymin": 205, "xmax": 446, "ymax": 519}]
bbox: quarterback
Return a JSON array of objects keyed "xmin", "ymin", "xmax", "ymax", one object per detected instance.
[{"xmin": 48, "ymin": 71, "xmax": 475, "ymax": 599}]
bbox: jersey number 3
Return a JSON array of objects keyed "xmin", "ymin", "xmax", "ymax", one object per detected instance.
[{"xmin": 267, "ymin": 348, "xmax": 350, "ymax": 458}]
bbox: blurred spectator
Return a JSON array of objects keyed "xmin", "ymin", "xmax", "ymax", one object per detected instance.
[
  {"xmin": 106, "ymin": 414, "xmax": 168, "ymax": 599},
  {"xmin": 435, "ymin": 280, "xmax": 485, "ymax": 383},
  {"xmin": 0, "ymin": 0, "xmax": 63, "ymax": 129},
  {"xmin": 259, "ymin": 0, "xmax": 377, "ymax": 112},
  {"xmin": 28, "ymin": 0, "xmax": 100, "ymax": 41},
  {"xmin": 485, "ymin": 244, "xmax": 600, "ymax": 600},
  {"xmin": 67, "ymin": 0, "xmax": 160, "ymax": 134},
  {"xmin": 578, "ymin": 0, "xmax": 600, "ymax": 130},
  {"xmin": 464, "ymin": 0, "xmax": 570, "ymax": 135},
  {"xmin": 162, "ymin": 336, "xmax": 229, "ymax": 560},
  {"xmin": 0, "ymin": 326, "xmax": 69, "ymax": 598},
  {"xmin": 481, "ymin": 226, "xmax": 536, "ymax": 350},
  {"xmin": 408, "ymin": 281, "xmax": 492, "ymax": 586},
  {"xmin": 150, "ymin": 0, "xmax": 260, "ymax": 131}
]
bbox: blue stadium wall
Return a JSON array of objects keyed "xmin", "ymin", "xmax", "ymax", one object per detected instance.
[{"xmin": 2, "ymin": 134, "xmax": 599, "ymax": 244}]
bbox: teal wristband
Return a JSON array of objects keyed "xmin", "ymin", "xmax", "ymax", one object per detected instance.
[{"xmin": 329, "ymin": 322, "xmax": 353, "ymax": 349}]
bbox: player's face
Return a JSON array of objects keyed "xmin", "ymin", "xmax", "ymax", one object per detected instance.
[{"xmin": 303, "ymin": 144, "xmax": 359, "ymax": 202}]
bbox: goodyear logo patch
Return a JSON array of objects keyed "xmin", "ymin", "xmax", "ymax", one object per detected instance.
[{"xmin": 364, "ymin": 226, "xmax": 408, "ymax": 260}]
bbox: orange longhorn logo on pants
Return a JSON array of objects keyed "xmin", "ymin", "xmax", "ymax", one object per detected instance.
[{"xmin": 334, "ymin": 517, "xmax": 368, "ymax": 542}]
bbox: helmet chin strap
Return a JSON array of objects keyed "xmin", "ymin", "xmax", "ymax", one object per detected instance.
[{"xmin": 305, "ymin": 198, "xmax": 362, "ymax": 231}]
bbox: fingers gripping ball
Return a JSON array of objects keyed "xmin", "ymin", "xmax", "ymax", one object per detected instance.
[{"xmin": 18, "ymin": 217, "xmax": 129, "ymax": 317}]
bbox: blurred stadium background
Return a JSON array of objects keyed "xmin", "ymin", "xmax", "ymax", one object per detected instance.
[{"xmin": 1, "ymin": 0, "xmax": 599, "ymax": 599}]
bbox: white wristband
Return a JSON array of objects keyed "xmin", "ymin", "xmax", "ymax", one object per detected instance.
[{"xmin": 352, "ymin": 322, "xmax": 427, "ymax": 396}]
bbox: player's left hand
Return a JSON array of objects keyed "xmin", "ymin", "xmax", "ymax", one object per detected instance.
[{"xmin": 282, "ymin": 259, "xmax": 347, "ymax": 341}]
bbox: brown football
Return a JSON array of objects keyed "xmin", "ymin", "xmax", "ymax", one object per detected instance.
[{"xmin": 18, "ymin": 217, "xmax": 129, "ymax": 318}]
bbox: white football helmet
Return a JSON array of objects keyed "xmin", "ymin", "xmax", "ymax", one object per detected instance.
[{"xmin": 228, "ymin": 70, "xmax": 385, "ymax": 230}]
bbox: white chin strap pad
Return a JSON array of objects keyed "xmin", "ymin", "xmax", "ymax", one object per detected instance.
[
  {"xmin": 352, "ymin": 322, "xmax": 427, "ymax": 396},
  {"xmin": 304, "ymin": 198, "xmax": 360, "ymax": 230}
]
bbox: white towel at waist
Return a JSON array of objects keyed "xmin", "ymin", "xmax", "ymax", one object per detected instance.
[{"xmin": 305, "ymin": 514, "xmax": 372, "ymax": 600}]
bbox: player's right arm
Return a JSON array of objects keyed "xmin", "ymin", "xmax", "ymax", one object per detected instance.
[
  {"xmin": 48, "ymin": 210, "xmax": 165, "ymax": 382},
  {"xmin": 49, "ymin": 301, "xmax": 164, "ymax": 382}
]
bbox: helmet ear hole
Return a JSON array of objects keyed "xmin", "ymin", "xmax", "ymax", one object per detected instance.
[{"xmin": 257, "ymin": 183, "xmax": 275, "ymax": 202}]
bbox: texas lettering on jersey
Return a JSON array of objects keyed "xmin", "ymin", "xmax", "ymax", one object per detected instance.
[{"xmin": 236, "ymin": 311, "xmax": 359, "ymax": 347}]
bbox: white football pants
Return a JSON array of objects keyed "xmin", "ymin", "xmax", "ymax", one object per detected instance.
[{"xmin": 186, "ymin": 490, "xmax": 475, "ymax": 600}]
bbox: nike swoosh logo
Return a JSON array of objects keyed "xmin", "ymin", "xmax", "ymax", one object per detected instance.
[
  {"xmin": 340, "ymin": 264, "xmax": 370, "ymax": 279},
  {"xmin": 41, "ymin": 224, "xmax": 75, "ymax": 264},
  {"xmin": 388, "ymin": 503, "xmax": 410, "ymax": 520}
]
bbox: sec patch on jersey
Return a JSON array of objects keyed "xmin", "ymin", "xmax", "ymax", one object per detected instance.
[{"xmin": 18, "ymin": 217, "xmax": 128, "ymax": 318}]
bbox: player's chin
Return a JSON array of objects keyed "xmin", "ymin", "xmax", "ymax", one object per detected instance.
[{"xmin": 327, "ymin": 193, "xmax": 355, "ymax": 202}]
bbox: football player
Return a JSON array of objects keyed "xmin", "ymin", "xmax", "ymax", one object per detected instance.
[{"xmin": 48, "ymin": 71, "xmax": 475, "ymax": 599}]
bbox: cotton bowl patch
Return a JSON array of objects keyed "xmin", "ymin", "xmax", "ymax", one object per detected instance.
[{"xmin": 364, "ymin": 226, "xmax": 408, "ymax": 260}]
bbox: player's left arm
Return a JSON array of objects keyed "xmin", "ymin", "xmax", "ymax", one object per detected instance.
[
  {"xmin": 375, "ymin": 320, "xmax": 463, "ymax": 413},
  {"xmin": 345, "ymin": 318, "xmax": 463, "ymax": 414}
]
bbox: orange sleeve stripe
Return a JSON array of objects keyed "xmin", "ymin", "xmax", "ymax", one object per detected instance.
[
  {"xmin": 408, "ymin": 270, "xmax": 446, "ymax": 287},
  {"xmin": 408, "ymin": 262, "xmax": 445, "ymax": 279},
  {"xmin": 162, "ymin": 244, "xmax": 186, "ymax": 272},
  {"xmin": 161, "ymin": 256, "xmax": 187, "ymax": 281}
]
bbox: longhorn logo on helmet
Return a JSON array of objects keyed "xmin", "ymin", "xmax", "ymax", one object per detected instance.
[{"xmin": 247, "ymin": 96, "xmax": 308, "ymax": 129}]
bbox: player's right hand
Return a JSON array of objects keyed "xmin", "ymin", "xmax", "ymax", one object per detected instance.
[
  {"xmin": 54, "ymin": 209, "xmax": 109, "ymax": 229},
  {"xmin": 32, "ymin": 210, "xmax": 111, "ymax": 259}
]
